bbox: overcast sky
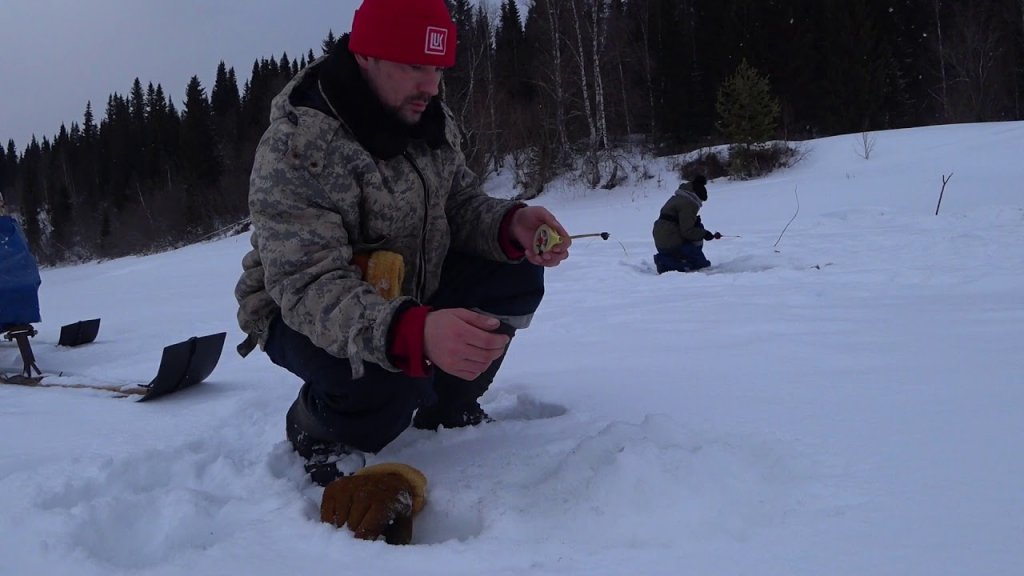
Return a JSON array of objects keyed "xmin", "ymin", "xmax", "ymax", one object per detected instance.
[{"xmin": 0, "ymin": 0, "xmax": 366, "ymax": 150}]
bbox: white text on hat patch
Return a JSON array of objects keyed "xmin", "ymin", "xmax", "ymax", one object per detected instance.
[{"xmin": 425, "ymin": 27, "xmax": 448, "ymax": 56}]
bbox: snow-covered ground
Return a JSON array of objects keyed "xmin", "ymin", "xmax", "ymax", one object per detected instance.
[{"xmin": 2, "ymin": 122, "xmax": 1023, "ymax": 575}]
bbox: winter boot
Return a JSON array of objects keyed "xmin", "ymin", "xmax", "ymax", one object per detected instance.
[
  {"xmin": 286, "ymin": 397, "xmax": 365, "ymax": 486},
  {"xmin": 413, "ymin": 322, "xmax": 513, "ymax": 430},
  {"xmin": 412, "ymin": 398, "xmax": 494, "ymax": 430},
  {"xmin": 653, "ymin": 253, "xmax": 672, "ymax": 274}
]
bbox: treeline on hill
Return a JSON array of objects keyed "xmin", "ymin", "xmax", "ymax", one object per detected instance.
[{"xmin": 2, "ymin": 0, "xmax": 1023, "ymax": 264}]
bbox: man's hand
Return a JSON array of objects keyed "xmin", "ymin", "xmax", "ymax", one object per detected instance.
[
  {"xmin": 510, "ymin": 206, "xmax": 571, "ymax": 266},
  {"xmin": 423, "ymin": 309, "xmax": 510, "ymax": 381}
]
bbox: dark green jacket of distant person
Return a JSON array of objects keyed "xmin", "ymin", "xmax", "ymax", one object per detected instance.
[
  {"xmin": 652, "ymin": 181, "xmax": 707, "ymax": 253},
  {"xmin": 235, "ymin": 38, "xmax": 521, "ymax": 378}
]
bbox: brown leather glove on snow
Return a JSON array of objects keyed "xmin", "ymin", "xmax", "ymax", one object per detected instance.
[{"xmin": 320, "ymin": 463, "xmax": 427, "ymax": 545}]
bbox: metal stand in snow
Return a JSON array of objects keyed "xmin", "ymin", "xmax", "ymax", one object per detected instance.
[{"xmin": 2, "ymin": 324, "xmax": 42, "ymax": 380}]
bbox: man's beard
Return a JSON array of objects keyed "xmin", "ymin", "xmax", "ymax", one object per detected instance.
[{"xmin": 389, "ymin": 94, "xmax": 432, "ymax": 126}]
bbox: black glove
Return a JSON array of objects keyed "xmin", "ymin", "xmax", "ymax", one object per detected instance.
[{"xmin": 703, "ymin": 229, "xmax": 715, "ymax": 241}]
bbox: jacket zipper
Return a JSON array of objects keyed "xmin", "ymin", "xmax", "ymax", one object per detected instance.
[{"xmin": 403, "ymin": 152, "xmax": 430, "ymax": 300}]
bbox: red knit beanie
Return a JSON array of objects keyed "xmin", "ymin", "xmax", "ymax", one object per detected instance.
[{"xmin": 349, "ymin": 0, "xmax": 457, "ymax": 68}]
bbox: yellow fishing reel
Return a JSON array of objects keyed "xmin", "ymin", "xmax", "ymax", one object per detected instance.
[{"xmin": 532, "ymin": 224, "xmax": 562, "ymax": 255}]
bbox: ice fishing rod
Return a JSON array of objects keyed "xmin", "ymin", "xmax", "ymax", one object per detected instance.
[{"xmin": 533, "ymin": 224, "xmax": 626, "ymax": 255}]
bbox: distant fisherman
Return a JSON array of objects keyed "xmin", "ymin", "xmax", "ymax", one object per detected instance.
[{"xmin": 652, "ymin": 174, "xmax": 721, "ymax": 273}]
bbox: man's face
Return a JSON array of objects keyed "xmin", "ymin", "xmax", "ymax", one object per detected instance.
[{"xmin": 356, "ymin": 55, "xmax": 443, "ymax": 125}]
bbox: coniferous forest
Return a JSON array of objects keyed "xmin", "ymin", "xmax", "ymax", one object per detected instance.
[{"xmin": 2, "ymin": 0, "xmax": 1023, "ymax": 264}]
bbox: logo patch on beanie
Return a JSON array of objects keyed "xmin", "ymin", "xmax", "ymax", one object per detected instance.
[{"xmin": 425, "ymin": 26, "xmax": 448, "ymax": 56}]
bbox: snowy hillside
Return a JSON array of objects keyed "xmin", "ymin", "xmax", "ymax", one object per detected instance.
[{"xmin": 2, "ymin": 122, "xmax": 1023, "ymax": 576}]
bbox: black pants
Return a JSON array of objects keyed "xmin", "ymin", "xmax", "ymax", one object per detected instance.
[{"xmin": 264, "ymin": 253, "xmax": 545, "ymax": 453}]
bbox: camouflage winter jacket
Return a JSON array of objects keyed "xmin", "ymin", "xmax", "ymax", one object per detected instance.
[
  {"xmin": 235, "ymin": 52, "xmax": 518, "ymax": 377},
  {"xmin": 652, "ymin": 182, "xmax": 706, "ymax": 252}
]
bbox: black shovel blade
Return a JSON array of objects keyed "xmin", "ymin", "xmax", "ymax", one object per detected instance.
[
  {"xmin": 138, "ymin": 332, "xmax": 226, "ymax": 402},
  {"xmin": 57, "ymin": 318, "xmax": 101, "ymax": 347}
]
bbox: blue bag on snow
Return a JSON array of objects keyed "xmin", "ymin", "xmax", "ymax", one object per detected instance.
[{"xmin": 0, "ymin": 215, "xmax": 42, "ymax": 328}]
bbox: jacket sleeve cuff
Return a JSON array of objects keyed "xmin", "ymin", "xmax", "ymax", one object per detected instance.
[
  {"xmin": 498, "ymin": 203, "xmax": 527, "ymax": 260},
  {"xmin": 387, "ymin": 305, "xmax": 433, "ymax": 377}
]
